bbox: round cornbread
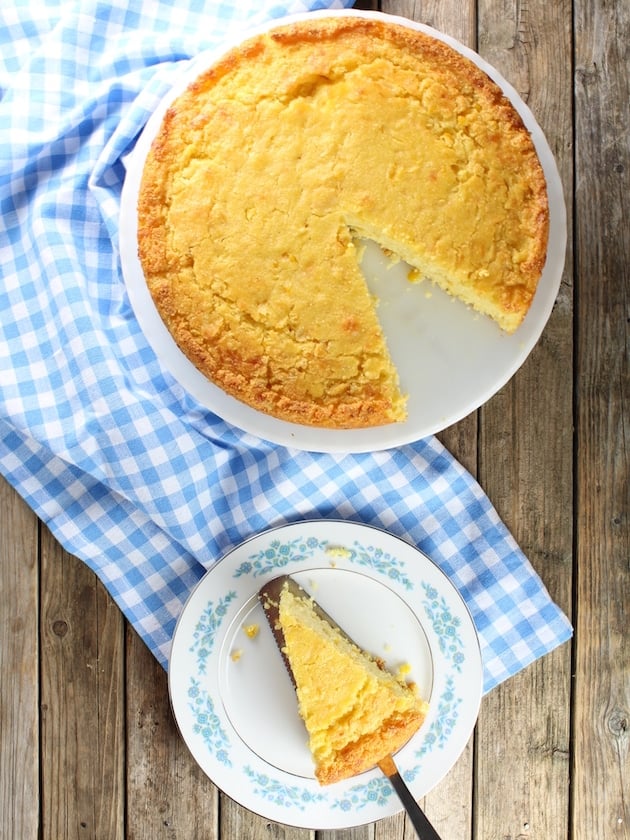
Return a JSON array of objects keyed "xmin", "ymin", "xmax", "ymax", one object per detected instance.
[{"xmin": 137, "ymin": 15, "xmax": 549, "ymax": 429}]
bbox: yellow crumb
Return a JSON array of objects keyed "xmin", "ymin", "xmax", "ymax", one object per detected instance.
[
  {"xmin": 325, "ymin": 545, "xmax": 352, "ymax": 559},
  {"xmin": 231, "ymin": 649, "xmax": 243, "ymax": 662},
  {"xmin": 243, "ymin": 623, "xmax": 259, "ymax": 639}
]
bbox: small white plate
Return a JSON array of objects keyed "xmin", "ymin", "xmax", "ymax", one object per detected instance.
[
  {"xmin": 119, "ymin": 9, "xmax": 566, "ymax": 453},
  {"xmin": 168, "ymin": 520, "xmax": 482, "ymax": 830}
]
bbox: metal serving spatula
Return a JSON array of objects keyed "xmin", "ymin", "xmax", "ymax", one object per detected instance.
[{"xmin": 258, "ymin": 575, "xmax": 443, "ymax": 840}]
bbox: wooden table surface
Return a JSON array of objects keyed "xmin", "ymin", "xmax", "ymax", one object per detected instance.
[{"xmin": 1, "ymin": 1, "xmax": 628, "ymax": 838}]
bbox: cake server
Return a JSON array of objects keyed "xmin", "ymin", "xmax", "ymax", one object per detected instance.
[{"xmin": 258, "ymin": 574, "xmax": 443, "ymax": 840}]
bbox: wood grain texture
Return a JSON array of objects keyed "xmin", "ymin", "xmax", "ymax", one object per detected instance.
[
  {"xmin": 221, "ymin": 806, "xmax": 313, "ymax": 840},
  {"xmin": 125, "ymin": 626, "xmax": 220, "ymax": 839},
  {"xmin": 0, "ymin": 476, "xmax": 40, "ymax": 840},
  {"xmin": 318, "ymin": 828, "xmax": 375, "ymax": 840},
  {"xmin": 381, "ymin": 7, "xmax": 479, "ymax": 839},
  {"xmin": 474, "ymin": 0, "xmax": 575, "ymax": 837},
  {"xmin": 382, "ymin": 0, "xmax": 476, "ymax": 45},
  {"xmin": 40, "ymin": 529, "xmax": 125, "ymax": 840},
  {"xmin": 573, "ymin": 0, "xmax": 630, "ymax": 837}
]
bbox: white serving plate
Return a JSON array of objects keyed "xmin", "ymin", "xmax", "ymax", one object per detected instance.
[
  {"xmin": 119, "ymin": 9, "xmax": 566, "ymax": 453},
  {"xmin": 168, "ymin": 520, "xmax": 483, "ymax": 830}
]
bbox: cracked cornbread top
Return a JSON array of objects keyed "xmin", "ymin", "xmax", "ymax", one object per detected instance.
[{"xmin": 137, "ymin": 16, "xmax": 549, "ymax": 429}]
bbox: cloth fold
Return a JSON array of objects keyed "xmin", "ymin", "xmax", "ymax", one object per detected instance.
[{"xmin": 0, "ymin": 0, "xmax": 571, "ymax": 694}]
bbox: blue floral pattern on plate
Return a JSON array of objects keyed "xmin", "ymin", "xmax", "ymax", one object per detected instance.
[
  {"xmin": 189, "ymin": 591, "xmax": 238, "ymax": 675},
  {"xmin": 188, "ymin": 678, "xmax": 233, "ymax": 768},
  {"xmin": 234, "ymin": 535, "xmax": 414, "ymax": 589},
  {"xmin": 421, "ymin": 582, "xmax": 466, "ymax": 671},
  {"xmin": 243, "ymin": 766, "xmax": 326, "ymax": 809},
  {"xmin": 414, "ymin": 675, "xmax": 463, "ymax": 758},
  {"xmin": 187, "ymin": 593, "xmax": 238, "ymax": 765},
  {"xmin": 404, "ymin": 675, "xmax": 464, "ymax": 783},
  {"xmin": 332, "ymin": 775, "xmax": 396, "ymax": 811}
]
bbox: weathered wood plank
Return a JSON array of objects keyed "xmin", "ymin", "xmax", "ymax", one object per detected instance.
[
  {"xmin": 40, "ymin": 532, "xmax": 125, "ymax": 839},
  {"xmin": 474, "ymin": 0, "xmax": 575, "ymax": 837},
  {"xmin": 318, "ymin": 827, "xmax": 374, "ymax": 840},
  {"xmin": 0, "ymin": 476, "xmax": 40, "ymax": 840},
  {"xmin": 125, "ymin": 626, "xmax": 220, "ymax": 839},
  {"xmin": 383, "ymin": 0, "xmax": 476, "ymax": 45},
  {"xmin": 379, "ymin": 5, "xmax": 479, "ymax": 840},
  {"xmin": 221, "ymin": 808, "xmax": 314, "ymax": 840},
  {"xmin": 374, "ymin": 814, "xmax": 403, "ymax": 839},
  {"xmin": 573, "ymin": 0, "xmax": 630, "ymax": 836}
]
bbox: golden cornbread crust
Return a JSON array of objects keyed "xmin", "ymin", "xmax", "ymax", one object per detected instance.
[
  {"xmin": 137, "ymin": 16, "xmax": 549, "ymax": 428},
  {"xmin": 315, "ymin": 707, "xmax": 426, "ymax": 786}
]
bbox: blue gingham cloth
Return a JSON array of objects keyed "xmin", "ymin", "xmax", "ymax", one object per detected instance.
[{"xmin": 0, "ymin": 0, "xmax": 571, "ymax": 693}]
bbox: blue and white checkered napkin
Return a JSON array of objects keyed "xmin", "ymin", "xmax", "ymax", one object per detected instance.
[{"xmin": 0, "ymin": 0, "xmax": 571, "ymax": 693}]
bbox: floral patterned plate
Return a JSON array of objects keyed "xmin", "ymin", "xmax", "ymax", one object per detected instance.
[{"xmin": 168, "ymin": 520, "xmax": 482, "ymax": 830}]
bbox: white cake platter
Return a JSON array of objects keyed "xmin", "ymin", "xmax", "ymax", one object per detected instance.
[{"xmin": 119, "ymin": 9, "xmax": 566, "ymax": 453}]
